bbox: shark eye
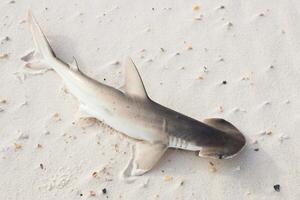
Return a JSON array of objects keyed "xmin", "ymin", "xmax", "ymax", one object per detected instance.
[{"xmin": 217, "ymin": 153, "xmax": 224, "ymax": 159}]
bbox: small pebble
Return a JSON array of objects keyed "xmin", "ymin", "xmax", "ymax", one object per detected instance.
[
  {"xmin": 194, "ymin": 16, "xmax": 202, "ymax": 21},
  {"xmin": 186, "ymin": 45, "xmax": 193, "ymax": 50},
  {"xmin": 266, "ymin": 129, "xmax": 272, "ymax": 135},
  {"xmin": 227, "ymin": 22, "xmax": 233, "ymax": 29},
  {"xmin": 179, "ymin": 179, "xmax": 184, "ymax": 186},
  {"xmin": 163, "ymin": 175, "xmax": 173, "ymax": 181},
  {"xmin": 218, "ymin": 106, "xmax": 224, "ymax": 113},
  {"xmin": 242, "ymin": 76, "xmax": 250, "ymax": 81},
  {"xmin": 0, "ymin": 98, "xmax": 7, "ymax": 104},
  {"xmin": 14, "ymin": 143, "xmax": 22, "ymax": 150},
  {"xmin": 274, "ymin": 184, "xmax": 280, "ymax": 192},
  {"xmin": 113, "ymin": 61, "xmax": 120, "ymax": 65},
  {"xmin": 222, "ymin": 80, "xmax": 227, "ymax": 85},
  {"xmin": 197, "ymin": 75, "xmax": 203, "ymax": 80},
  {"xmin": 102, "ymin": 188, "xmax": 107, "ymax": 194},
  {"xmin": 1, "ymin": 36, "xmax": 10, "ymax": 44},
  {"xmin": 0, "ymin": 53, "xmax": 9, "ymax": 59},
  {"xmin": 52, "ymin": 112, "xmax": 61, "ymax": 121},
  {"xmin": 203, "ymin": 66, "xmax": 208, "ymax": 73},
  {"xmin": 219, "ymin": 58, "xmax": 224, "ymax": 62},
  {"xmin": 92, "ymin": 171, "xmax": 97, "ymax": 177},
  {"xmin": 259, "ymin": 13, "xmax": 265, "ymax": 17},
  {"xmin": 40, "ymin": 163, "xmax": 44, "ymax": 169},
  {"xmin": 90, "ymin": 190, "xmax": 96, "ymax": 196},
  {"xmin": 193, "ymin": 5, "xmax": 200, "ymax": 11}
]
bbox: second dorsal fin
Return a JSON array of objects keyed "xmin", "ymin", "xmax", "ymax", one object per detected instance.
[
  {"xmin": 69, "ymin": 56, "xmax": 82, "ymax": 73},
  {"xmin": 123, "ymin": 57, "xmax": 148, "ymax": 98}
]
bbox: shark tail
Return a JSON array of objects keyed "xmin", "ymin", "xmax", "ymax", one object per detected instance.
[{"xmin": 21, "ymin": 10, "xmax": 64, "ymax": 71}]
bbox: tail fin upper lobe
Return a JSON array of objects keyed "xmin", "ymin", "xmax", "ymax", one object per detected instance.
[
  {"xmin": 27, "ymin": 10, "xmax": 56, "ymax": 61},
  {"xmin": 22, "ymin": 10, "xmax": 59, "ymax": 70}
]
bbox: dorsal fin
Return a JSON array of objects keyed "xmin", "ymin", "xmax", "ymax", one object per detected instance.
[
  {"xmin": 203, "ymin": 118, "xmax": 241, "ymax": 135},
  {"xmin": 123, "ymin": 57, "xmax": 148, "ymax": 98}
]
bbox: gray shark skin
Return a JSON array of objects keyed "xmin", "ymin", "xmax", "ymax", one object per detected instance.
[{"xmin": 25, "ymin": 11, "xmax": 246, "ymax": 177}]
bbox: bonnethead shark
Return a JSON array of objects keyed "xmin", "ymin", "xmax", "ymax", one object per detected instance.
[{"xmin": 24, "ymin": 11, "xmax": 246, "ymax": 177}]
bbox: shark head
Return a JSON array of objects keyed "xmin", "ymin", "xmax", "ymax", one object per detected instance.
[{"xmin": 196, "ymin": 118, "xmax": 246, "ymax": 159}]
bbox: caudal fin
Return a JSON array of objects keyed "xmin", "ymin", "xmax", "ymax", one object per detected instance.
[{"xmin": 22, "ymin": 10, "xmax": 57, "ymax": 68}]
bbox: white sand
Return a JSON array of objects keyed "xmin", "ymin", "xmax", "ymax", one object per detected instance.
[{"xmin": 1, "ymin": 0, "xmax": 299, "ymax": 199}]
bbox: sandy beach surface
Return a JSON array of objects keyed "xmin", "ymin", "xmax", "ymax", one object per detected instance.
[{"xmin": 1, "ymin": 0, "xmax": 300, "ymax": 199}]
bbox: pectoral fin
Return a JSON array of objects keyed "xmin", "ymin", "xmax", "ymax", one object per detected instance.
[{"xmin": 122, "ymin": 141, "xmax": 167, "ymax": 178}]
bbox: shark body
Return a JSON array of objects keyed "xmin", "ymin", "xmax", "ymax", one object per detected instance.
[{"xmin": 25, "ymin": 12, "xmax": 246, "ymax": 176}]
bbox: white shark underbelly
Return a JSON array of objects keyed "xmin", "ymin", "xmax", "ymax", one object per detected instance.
[{"xmin": 80, "ymin": 101, "xmax": 167, "ymax": 143}]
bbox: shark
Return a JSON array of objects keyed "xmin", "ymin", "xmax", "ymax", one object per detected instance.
[{"xmin": 24, "ymin": 11, "xmax": 246, "ymax": 177}]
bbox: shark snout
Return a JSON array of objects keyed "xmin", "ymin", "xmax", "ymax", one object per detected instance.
[{"xmin": 198, "ymin": 132, "xmax": 246, "ymax": 159}]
